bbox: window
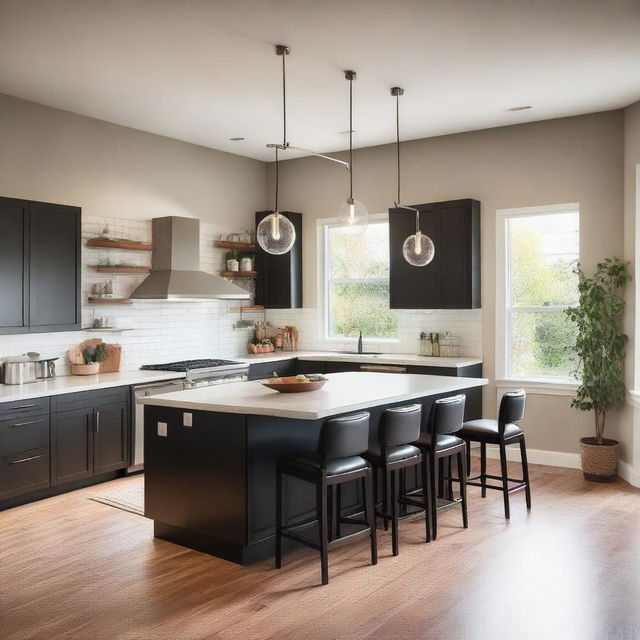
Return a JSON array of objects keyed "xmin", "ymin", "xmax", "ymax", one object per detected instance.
[
  {"xmin": 322, "ymin": 218, "xmax": 398, "ymax": 339},
  {"xmin": 497, "ymin": 204, "xmax": 579, "ymax": 381}
]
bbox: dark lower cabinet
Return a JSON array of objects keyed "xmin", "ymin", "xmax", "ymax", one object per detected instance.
[
  {"xmin": 94, "ymin": 401, "xmax": 128, "ymax": 474},
  {"xmin": 51, "ymin": 407, "xmax": 94, "ymax": 485},
  {"xmin": 1, "ymin": 386, "xmax": 130, "ymax": 509},
  {"xmin": 247, "ymin": 359, "xmax": 296, "ymax": 381}
]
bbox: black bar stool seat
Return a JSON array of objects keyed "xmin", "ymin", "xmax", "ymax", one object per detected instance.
[
  {"xmin": 459, "ymin": 419, "xmax": 523, "ymax": 441},
  {"xmin": 276, "ymin": 411, "xmax": 377, "ymax": 585},
  {"xmin": 366, "ymin": 443, "xmax": 421, "ymax": 464},
  {"xmin": 417, "ymin": 433, "xmax": 465, "ymax": 452},
  {"xmin": 278, "ymin": 454, "xmax": 369, "ymax": 478}
]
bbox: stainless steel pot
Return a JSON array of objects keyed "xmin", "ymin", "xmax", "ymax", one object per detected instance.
[
  {"xmin": 2, "ymin": 359, "xmax": 37, "ymax": 385},
  {"xmin": 34, "ymin": 357, "xmax": 58, "ymax": 380}
]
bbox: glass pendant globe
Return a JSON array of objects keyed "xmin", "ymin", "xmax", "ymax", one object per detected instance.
[
  {"xmin": 257, "ymin": 211, "xmax": 296, "ymax": 255},
  {"xmin": 336, "ymin": 198, "xmax": 368, "ymax": 235},
  {"xmin": 403, "ymin": 230, "xmax": 435, "ymax": 266}
]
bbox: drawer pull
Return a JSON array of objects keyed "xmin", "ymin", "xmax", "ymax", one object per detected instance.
[
  {"xmin": 95, "ymin": 411, "xmax": 100, "ymax": 433},
  {"xmin": 7, "ymin": 404, "xmax": 37, "ymax": 411},
  {"xmin": 9, "ymin": 454, "xmax": 45, "ymax": 465},
  {"xmin": 8, "ymin": 420, "xmax": 40, "ymax": 428}
]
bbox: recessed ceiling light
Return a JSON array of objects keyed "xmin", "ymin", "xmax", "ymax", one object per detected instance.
[
  {"xmin": 506, "ymin": 105, "xmax": 532, "ymax": 112},
  {"xmin": 229, "ymin": 137, "xmax": 245, "ymax": 141}
]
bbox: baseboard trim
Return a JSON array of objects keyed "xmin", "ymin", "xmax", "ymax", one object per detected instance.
[{"xmin": 480, "ymin": 444, "xmax": 640, "ymax": 488}]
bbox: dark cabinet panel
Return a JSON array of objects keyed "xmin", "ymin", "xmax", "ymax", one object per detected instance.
[
  {"xmin": 94, "ymin": 401, "xmax": 128, "ymax": 474},
  {"xmin": 389, "ymin": 198, "xmax": 480, "ymax": 309},
  {"xmin": 0, "ymin": 197, "xmax": 28, "ymax": 331},
  {"xmin": 51, "ymin": 408, "xmax": 94, "ymax": 485},
  {"xmin": 29, "ymin": 202, "xmax": 81, "ymax": 331},
  {"xmin": 0, "ymin": 196, "xmax": 81, "ymax": 334},
  {"xmin": 0, "ymin": 415, "xmax": 49, "ymax": 457},
  {"xmin": 254, "ymin": 211, "xmax": 302, "ymax": 309},
  {"xmin": 0, "ymin": 446, "xmax": 50, "ymax": 500},
  {"xmin": 247, "ymin": 359, "xmax": 296, "ymax": 381}
]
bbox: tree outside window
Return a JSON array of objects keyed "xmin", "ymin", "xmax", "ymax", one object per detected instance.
[{"xmin": 325, "ymin": 221, "xmax": 398, "ymax": 339}]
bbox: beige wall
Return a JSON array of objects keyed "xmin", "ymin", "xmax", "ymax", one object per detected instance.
[
  {"xmin": 0, "ymin": 93, "xmax": 266, "ymax": 227},
  {"xmin": 268, "ymin": 112, "xmax": 629, "ymax": 459}
]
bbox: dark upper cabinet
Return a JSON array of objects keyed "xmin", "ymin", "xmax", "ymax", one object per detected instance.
[
  {"xmin": 0, "ymin": 198, "xmax": 28, "ymax": 332},
  {"xmin": 389, "ymin": 198, "xmax": 480, "ymax": 309},
  {"xmin": 0, "ymin": 196, "xmax": 81, "ymax": 334},
  {"xmin": 254, "ymin": 211, "xmax": 302, "ymax": 309}
]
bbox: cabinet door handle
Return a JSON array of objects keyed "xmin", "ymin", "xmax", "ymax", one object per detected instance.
[
  {"xmin": 8, "ymin": 420, "xmax": 39, "ymax": 428},
  {"xmin": 9, "ymin": 454, "xmax": 45, "ymax": 465},
  {"xmin": 95, "ymin": 411, "xmax": 100, "ymax": 433},
  {"xmin": 7, "ymin": 404, "xmax": 37, "ymax": 411}
]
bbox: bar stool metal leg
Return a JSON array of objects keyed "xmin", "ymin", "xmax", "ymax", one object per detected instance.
[
  {"xmin": 499, "ymin": 441, "xmax": 510, "ymax": 520},
  {"xmin": 363, "ymin": 472, "xmax": 378, "ymax": 565},
  {"xmin": 421, "ymin": 459, "xmax": 432, "ymax": 543},
  {"xmin": 275, "ymin": 468, "xmax": 283, "ymax": 569},
  {"xmin": 480, "ymin": 442, "xmax": 487, "ymax": 498},
  {"xmin": 429, "ymin": 453, "xmax": 438, "ymax": 540},
  {"xmin": 318, "ymin": 479, "xmax": 329, "ymax": 585},
  {"xmin": 458, "ymin": 449, "xmax": 468, "ymax": 528},
  {"xmin": 520, "ymin": 436, "xmax": 532, "ymax": 509},
  {"xmin": 335, "ymin": 484, "xmax": 342, "ymax": 538},
  {"xmin": 390, "ymin": 468, "xmax": 399, "ymax": 556}
]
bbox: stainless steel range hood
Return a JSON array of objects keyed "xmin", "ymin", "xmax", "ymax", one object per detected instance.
[{"xmin": 130, "ymin": 217, "xmax": 250, "ymax": 300}]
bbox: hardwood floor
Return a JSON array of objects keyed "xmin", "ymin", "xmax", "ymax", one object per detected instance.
[{"xmin": 2, "ymin": 460, "xmax": 640, "ymax": 640}]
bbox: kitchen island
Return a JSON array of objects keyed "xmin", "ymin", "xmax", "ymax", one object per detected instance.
[{"xmin": 140, "ymin": 371, "xmax": 488, "ymax": 564}]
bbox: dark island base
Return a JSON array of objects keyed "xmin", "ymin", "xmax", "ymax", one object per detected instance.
[{"xmin": 144, "ymin": 385, "xmax": 482, "ymax": 565}]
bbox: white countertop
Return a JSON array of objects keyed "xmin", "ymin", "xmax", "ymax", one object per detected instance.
[
  {"xmin": 0, "ymin": 351, "xmax": 482, "ymax": 403},
  {"xmin": 0, "ymin": 370, "xmax": 186, "ymax": 402},
  {"xmin": 237, "ymin": 351, "xmax": 482, "ymax": 368},
  {"xmin": 139, "ymin": 371, "xmax": 488, "ymax": 420}
]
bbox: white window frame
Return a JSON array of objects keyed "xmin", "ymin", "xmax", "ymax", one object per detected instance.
[
  {"xmin": 316, "ymin": 213, "xmax": 398, "ymax": 343},
  {"xmin": 495, "ymin": 203, "xmax": 580, "ymax": 393}
]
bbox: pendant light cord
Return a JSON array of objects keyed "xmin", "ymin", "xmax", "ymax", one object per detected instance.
[
  {"xmin": 282, "ymin": 52, "xmax": 287, "ymax": 148},
  {"xmin": 274, "ymin": 146, "xmax": 279, "ymax": 212},
  {"xmin": 349, "ymin": 75, "xmax": 353, "ymax": 200},
  {"xmin": 396, "ymin": 92, "xmax": 401, "ymax": 206}
]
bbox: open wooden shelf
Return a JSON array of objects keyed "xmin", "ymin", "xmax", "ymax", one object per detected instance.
[
  {"xmin": 220, "ymin": 270, "xmax": 257, "ymax": 278},
  {"xmin": 216, "ymin": 241, "xmax": 256, "ymax": 251},
  {"xmin": 87, "ymin": 238, "xmax": 153, "ymax": 251},
  {"xmin": 92, "ymin": 265, "xmax": 151, "ymax": 274},
  {"xmin": 82, "ymin": 327, "xmax": 134, "ymax": 333},
  {"xmin": 229, "ymin": 305, "xmax": 265, "ymax": 312},
  {"xmin": 88, "ymin": 297, "xmax": 132, "ymax": 305}
]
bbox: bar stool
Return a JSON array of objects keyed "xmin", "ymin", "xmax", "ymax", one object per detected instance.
[
  {"xmin": 460, "ymin": 389, "xmax": 531, "ymax": 519},
  {"xmin": 275, "ymin": 411, "xmax": 377, "ymax": 585},
  {"xmin": 403, "ymin": 394, "xmax": 468, "ymax": 541},
  {"xmin": 365, "ymin": 404, "xmax": 422, "ymax": 556}
]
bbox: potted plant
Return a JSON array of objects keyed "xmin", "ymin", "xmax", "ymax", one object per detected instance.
[
  {"xmin": 565, "ymin": 258, "xmax": 631, "ymax": 482},
  {"xmin": 71, "ymin": 343, "xmax": 108, "ymax": 375}
]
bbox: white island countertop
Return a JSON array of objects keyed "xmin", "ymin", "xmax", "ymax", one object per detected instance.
[{"xmin": 139, "ymin": 371, "xmax": 488, "ymax": 420}]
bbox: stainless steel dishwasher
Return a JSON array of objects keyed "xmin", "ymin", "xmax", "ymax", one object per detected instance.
[{"xmin": 130, "ymin": 379, "xmax": 185, "ymax": 472}]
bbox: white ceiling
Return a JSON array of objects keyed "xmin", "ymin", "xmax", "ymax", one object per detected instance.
[{"xmin": 1, "ymin": 0, "xmax": 639, "ymax": 162}]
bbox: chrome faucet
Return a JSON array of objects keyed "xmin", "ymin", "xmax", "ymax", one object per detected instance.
[{"xmin": 357, "ymin": 329, "xmax": 363, "ymax": 354}]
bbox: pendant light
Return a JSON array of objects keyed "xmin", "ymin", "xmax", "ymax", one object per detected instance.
[
  {"xmin": 257, "ymin": 45, "xmax": 296, "ymax": 255},
  {"xmin": 391, "ymin": 87, "xmax": 435, "ymax": 266},
  {"xmin": 336, "ymin": 70, "xmax": 368, "ymax": 235}
]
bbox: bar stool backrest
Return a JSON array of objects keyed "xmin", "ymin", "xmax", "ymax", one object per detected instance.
[
  {"xmin": 380, "ymin": 404, "xmax": 422, "ymax": 448},
  {"xmin": 498, "ymin": 389, "xmax": 526, "ymax": 434},
  {"xmin": 425, "ymin": 394, "xmax": 466, "ymax": 444},
  {"xmin": 318, "ymin": 411, "xmax": 370, "ymax": 462}
]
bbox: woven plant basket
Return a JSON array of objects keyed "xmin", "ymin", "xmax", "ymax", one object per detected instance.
[{"xmin": 579, "ymin": 437, "xmax": 619, "ymax": 482}]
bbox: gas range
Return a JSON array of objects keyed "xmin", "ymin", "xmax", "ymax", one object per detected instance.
[{"xmin": 141, "ymin": 358, "xmax": 248, "ymax": 388}]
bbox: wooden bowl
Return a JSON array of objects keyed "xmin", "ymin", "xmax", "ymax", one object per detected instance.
[{"xmin": 261, "ymin": 376, "xmax": 327, "ymax": 393}]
